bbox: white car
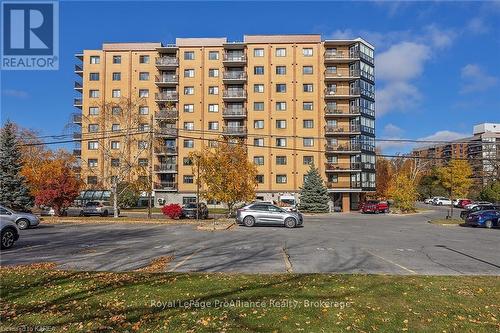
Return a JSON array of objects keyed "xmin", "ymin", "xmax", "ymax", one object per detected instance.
[
  {"xmin": 424, "ymin": 198, "xmax": 434, "ymax": 204},
  {"xmin": 0, "ymin": 219, "xmax": 19, "ymax": 249},
  {"xmin": 464, "ymin": 201, "xmax": 492, "ymax": 210},
  {"xmin": 434, "ymin": 197, "xmax": 452, "ymax": 206}
]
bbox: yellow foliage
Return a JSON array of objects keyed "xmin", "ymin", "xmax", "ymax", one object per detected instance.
[
  {"xmin": 388, "ymin": 171, "xmax": 418, "ymax": 213},
  {"xmin": 436, "ymin": 160, "xmax": 473, "ymax": 198}
]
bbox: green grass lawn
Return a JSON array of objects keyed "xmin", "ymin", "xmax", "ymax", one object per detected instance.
[
  {"xmin": 1, "ymin": 268, "xmax": 498, "ymax": 332},
  {"xmin": 429, "ymin": 218, "xmax": 464, "ymax": 225}
]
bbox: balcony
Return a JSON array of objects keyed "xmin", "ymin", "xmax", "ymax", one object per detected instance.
[
  {"xmin": 325, "ymin": 143, "xmax": 362, "ymax": 153},
  {"xmin": 154, "ymin": 181, "xmax": 177, "ymax": 191},
  {"xmin": 222, "ymin": 53, "xmax": 247, "ymax": 65},
  {"xmin": 361, "ymin": 88, "xmax": 375, "ymax": 100},
  {"xmin": 154, "ymin": 164, "xmax": 177, "ymax": 173},
  {"xmin": 325, "ymin": 162, "xmax": 362, "ymax": 172},
  {"xmin": 74, "ymin": 82, "xmax": 83, "ymax": 91},
  {"xmin": 157, "ymin": 44, "xmax": 178, "ymax": 53},
  {"xmin": 73, "ymin": 98, "xmax": 83, "ymax": 108},
  {"xmin": 156, "ymin": 109, "xmax": 178, "ymax": 120},
  {"xmin": 360, "ymin": 69, "xmax": 375, "ymax": 82},
  {"xmin": 324, "ymin": 50, "xmax": 360, "ymax": 63},
  {"xmin": 73, "ymin": 132, "xmax": 82, "ymax": 140},
  {"xmin": 72, "ymin": 114, "xmax": 82, "ymax": 124},
  {"xmin": 324, "ymin": 124, "xmax": 361, "ymax": 135},
  {"xmin": 223, "ymin": 90, "xmax": 246, "ymax": 100},
  {"xmin": 326, "ymin": 181, "xmax": 362, "ymax": 190},
  {"xmin": 324, "ymin": 69, "xmax": 360, "ymax": 81},
  {"xmin": 324, "ymin": 87, "xmax": 361, "ymax": 99},
  {"xmin": 325, "ymin": 106, "xmax": 361, "ymax": 117},
  {"xmin": 222, "ymin": 108, "xmax": 247, "ymax": 118},
  {"xmin": 155, "ymin": 92, "xmax": 178, "ymax": 102},
  {"xmin": 362, "ymin": 181, "xmax": 376, "ymax": 190},
  {"xmin": 155, "ymin": 75, "xmax": 178, "ymax": 86},
  {"xmin": 74, "ymin": 64, "xmax": 83, "ymax": 74},
  {"xmin": 155, "ymin": 57, "xmax": 179, "ymax": 68},
  {"xmin": 223, "ymin": 71, "xmax": 247, "ymax": 83},
  {"xmin": 222, "ymin": 126, "xmax": 247, "ymax": 136},
  {"xmin": 154, "ymin": 147, "xmax": 178, "ymax": 155},
  {"xmin": 73, "ymin": 149, "xmax": 81, "ymax": 156},
  {"xmin": 156, "ymin": 127, "xmax": 178, "ymax": 137}
]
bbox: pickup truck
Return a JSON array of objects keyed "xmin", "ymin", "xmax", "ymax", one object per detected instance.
[{"xmin": 360, "ymin": 200, "xmax": 389, "ymax": 214}]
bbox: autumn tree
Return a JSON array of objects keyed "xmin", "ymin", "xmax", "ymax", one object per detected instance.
[
  {"xmin": 436, "ymin": 160, "xmax": 473, "ymax": 198},
  {"xmin": 387, "ymin": 170, "xmax": 419, "ymax": 213},
  {"xmin": 191, "ymin": 139, "xmax": 258, "ymax": 216},
  {"xmin": 375, "ymin": 157, "xmax": 392, "ymax": 198},
  {"xmin": 479, "ymin": 180, "xmax": 500, "ymax": 203}
]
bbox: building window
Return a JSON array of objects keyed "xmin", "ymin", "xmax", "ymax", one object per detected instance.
[
  {"xmin": 276, "ymin": 84, "xmax": 286, "ymax": 93},
  {"xmin": 303, "ymin": 48, "xmax": 313, "ymax": 57},
  {"xmin": 303, "ymin": 119, "xmax": 314, "ymax": 128},
  {"xmin": 254, "ymin": 156, "xmax": 264, "ymax": 165},
  {"xmin": 184, "ymin": 51, "xmax": 195, "ymax": 60},
  {"xmin": 254, "ymin": 66, "xmax": 264, "ymax": 75},
  {"xmin": 208, "ymin": 68, "xmax": 219, "ymax": 77},
  {"xmin": 276, "ymin": 138, "xmax": 287, "ymax": 147},
  {"xmin": 89, "ymin": 72, "xmax": 99, "ymax": 81},
  {"xmin": 256, "ymin": 175, "xmax": 264, "ymax": 184},
  {"xmin": 276, "ymin": 66, "xmax": 286, "ymax": 75},
  {"xmin": 88, "ymin": 159, "xmax": 98, "ymax": 167},
  {"xmin": 208, "ymin": 86, "xmax": 219, "ymax": 95},
  {"xmin": 184, "ymin": 122, "xmax": 194, "ymax": 131},
  {"xmin": 303, "ymin": 102, "xmax": 313, "ymax": 110},
  {"xmin": 139, "ymin": 55, "xmax": 149, "ymax": 64},
  {"xmin": 208, "ymin": 104, "xmax": 218, "ymax": 112},
  {"xmin": 111, "ymin": 141, "xmax": 120, "ymax": 150},
  {"xmin": 111, "ymin": 124, "xmax": 120, "ymax": 132},
  {"xmin": 184, "ymin": 139, "xmax": 194, "ymax": 148},
  {"xmin": 253, "ymin": 84, "xmax": 264, "ymax": 93},
  {"xmin": 303, "ymin": 66, "xmax": 313, "ymax": 74},
  {"xmin": 90, "ymin": 56, "xmax": 100, "ymax": 64},
  {"xmin": 183, "ymin": 196, "xmax": 196, "ymax": 204},
  {"xmin": 254, "ymin": 48, "xmax": 264, "ymax": 57},
  {"xmin": 138, "ymin": 158, "xmax": 148, "ymax": 166},
  {"xmin": 208, "ymin": 121, "xmax": 219, "ymax": 130},
  {"xmin": 184, "ymin": 69, "xmax": 195, "ymax": 78},
  {"xmin": 112, "ymin": 89, "xmax": 121, "ymax": 98},
  {"xmin": 184, "ymin": 86, "xmax": 194, "ymax": 95},
  {"xmin": 303, "ymin": 84, "xmax": 313, "ymax": 92},
  {"xmin": 89, "ymin": 107, "xmax": 99, "ymax": 115},
  {"xmin": 112, "ymin": 107, "xmax": 121, "ymax": 115},
  {"xmin": 208, "ymin": 140, "xmax": 218, "ymax": 148},
  {"xmin": 303, "ymin": 156, "xmax": 314, "ymax": 165},
  {"xmin": 111, "ymin": 55, "xmax": 120, "ymax": 64},
  {"xmin": 276, "ymin": 174, "xmax": 287, "ymax": 183},
  {"xmin": 88, "ymin": 141, "xmax": 98, "ymax": 150},
  {"xmin": 139, "ymin": 106, "xmax": 149, "ymax": 115},
  {"xmin": 183, "ymin": 157, "xmax": 193, "ymax": 166},
  {"xmin": 184, "ymin": 104, "xmax": 194, "ymax": 113},
  {"xmin": 112, "ymin": 72, "xmax": 121, "ymax": 81},
  {"xmin": 276, "ymin": 102, "xmax": 287, "ymax": 111},
  {"xmin": 254, "ymin": 102, "xmax": 264, "ymax": 111},
  {"xmin": 276, "ymin": 156, "xmax": 287, "ymax": 165},
  {"xmin": 139, "ymin": 72, "xmax": 149, "ymax": 81},
  {"xmin": 276, "ymin": 120, "xmax": 286, "ymax": 129},
  {"xmin": 111, "ymin": 158, "xmax": 120, "ymax": 167},
  {"xmin": 328, "ymin": 174, "xmax": 338, "ymax": 183},
  {"xmin": 139, "ymin": 123, "xmax": 149, "ymax": 132},
  {"xmin": 254, "ymin": 120, "xmax": 264, "ymax": 129},
  {"xmin": 87, "ymin": 176, "xmax": 98, "ymax": 185},
  {"xmin": 208, "ymin": 51, "xmax": 219, "ymax": 60},
  {"xmin": 254, "ymin": 138, "xmax": 264, "ymax": 147},
  {"xmin": 88, "ymin": 124, "xmax": 99, "ymax": 133},
  {"xmin": 183, "ymin": 175, "xmax": 194, "ymax": 184},
  {"xmin": 275, "ymin": 48, "xmax": 286, "ymax": 57},
  {"xmin": 89, "ymin": 90, "xmax": 99, "ymax": 98},
  {"xmin": 139, "ymin": 89, "xmax": 149, "ymax": 97},
  {"xmin": 326, "ymin": 66, "xmax": 337, "ymax": 74},
  {"xmin": 138, "ymin": 141, "xmax": 148, "ymax": 149},
  {"xmin": 303, "ymin": 138, "xmax": 314, "ymax": 147}
]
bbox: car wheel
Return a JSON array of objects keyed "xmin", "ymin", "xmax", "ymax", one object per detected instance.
[
  {"xmin": 101, "ymin": 210, "xmax": 109, "ymax": 217},
  {"xmin": 62, "ymin": 210, "xmax": 68, "ymax": 216},
  {"xmin": 374, "ymin": 210, "xmax": 379, "ymax": 214},
  {"xmin": 79, "ymin": 210, "xmax": 84, "ymax": 216},
  {"xmin": 485, "ymin": 220, "xmax": 493, "ymax": 229},
  {"xmin": 384, "ymin": 209, "xmax": 389, "ymax": 213},
  {"xmin": 284, "ymin": 217, "xmax": 296, "ymax": 228},
  {"xmin": 243, "ymin": 216, "xmax": 255, "ymax": 227},
  {"xmin": 16, "ymin": 219, "xmax": 30, "ymax": 230},
  {"xmin": 438, "ymin": 202, "xmax": 443, "ymax": 206},
  {"xmin": 1, "ymin": 228, "xmax": 16, "ymax": 249}
]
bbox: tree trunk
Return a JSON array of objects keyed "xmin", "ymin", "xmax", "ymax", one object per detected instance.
[{"xmin": 113, "ymin": 180, "xmax": 119, "ymax": 218}]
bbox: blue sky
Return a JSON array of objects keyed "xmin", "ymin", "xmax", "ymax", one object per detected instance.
[{"xmin": 1, "ymin": 0, "xmax": 500, "ymax": 153}]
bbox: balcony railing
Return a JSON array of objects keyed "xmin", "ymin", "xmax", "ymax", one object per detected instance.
[
  {"xmin": 223, "ymin": 54, "xmax": 247, "ymax": 62},
  {"xmin": 155, "ymin": 92, "xmax": 179, "ymax": 101},
  {"xmin": 223, "ymin": 90, "xmax": 247, "ymax": 99},
  {"xmin": 223, "ymin": 126, "xmax": 247, "ymax": 135},
  {"xmin": 74, "ymin": 82, "xmax": 83, "ymax": 90},
  {"xmin": 73, "ymin": 149, "xmax": 81, "ymax": 156},
  {"xmin": 360, "ymin": 70, "xmax": 375, "ymax": 82},
  {"xmin": 360, "ymin": 107, "xmax": 375, "ymax": 117},
  {"xmin": 326, "ymin": 181, "xmax": 362, "ymax": 189},
  {"xmin": 325, "ymin": 124, "xmax": 361, "ymax": 134},
  {"xmin": 74, "ymin": 64, "xmax": 83, "ymax": 72},
  {"xmin": 155, "ymin": 75, "xmax": 179, "ymax": 84},
  {"xmin": 324, "ymin": 87, "xmax": 360, "ymax": 97},
  {"xmin": 154, "ymin": 181, "xmax": 177, "ymax": 190},
  {"xmin": 157, "ymin": 127, "xmax": 178, "ymax": 137},
  {"xmin": 223, "ymin": 72, "xmax": 247, "ymax": 80},
  {"xmin": 325, "ymin": 143, "xmax": 362, "ymax": 152},
  {"xmin": 155, "ymin": 164, "xmax": 177, "ymax": 172},
  {"xmin": 362, "ymin": 181, "xmax": 376, "ymax": 189},
  {"xmin": 325, "ymin": 162, "xmax": 363, "ymax": 171},
  {"xmin": 324, "ymin": 69, "xmax": 360, "ymax": 79},
  {"xmin": 156, "ymin": 109, "xmax": 179, "ymax": 119},
  {"xmin": 73, "ymin": 132, "xmax": 82, "ymax": 140},
  {"xmin": 222, "ymin": 108, "xmax": 247, "ymax": 117},
  {"xmin": 154, "ymin": 147, "xmax": 178, "ymax": 155},
  {"xmin": 155, "ymin": 57, "xmax": 179, "ymax": 67},
  {"xmin": 72, "ymin": 114, "xmax": 82, "ymax": 124},
  {"xmin": 324, "ymin": 50, "xmax": 359, "ymax": 60},
  {"xmin": 73, "ymin": 98, "xmax": 82, "ymax": 106},
  {"xmin": 325, "ymin": 106, "xmax": 361, "ymax": 116},
  {"xmin": 361, "ymin": 88, "xmax": 375, "ymax": 99}
]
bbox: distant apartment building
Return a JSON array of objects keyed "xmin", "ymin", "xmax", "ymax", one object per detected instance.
[
  {"xmin": 412, "ymin": 123, "xmax": 499, "ymax": 186},
  {"xmin": 72, "ymin": 35, "xmax": 376, "ymax": 211}
]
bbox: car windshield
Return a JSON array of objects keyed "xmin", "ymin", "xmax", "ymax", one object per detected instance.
[
  {"xmin": 185, "ymin": 204, "xmax": 197, "ymax": 208},
  {"xmin": 85, "ymin": 202, "xmax": 99, "ymax": 207},
  {"xmin": 366, "ymin": 200, "xmax": 378, "ymax": 204}
]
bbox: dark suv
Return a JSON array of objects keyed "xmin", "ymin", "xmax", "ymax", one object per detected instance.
[
  {"xmin": 460, "ymin": 204, "xmax": 499, "ymax": 220},
  {"xmin": 181, "ymin": 203, "xmax": 209, "ymax": 219}
]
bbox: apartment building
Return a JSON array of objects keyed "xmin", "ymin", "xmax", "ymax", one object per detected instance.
[{"xmin": 73, "ymin": 35, "xmax": 376, "ymax": 212}]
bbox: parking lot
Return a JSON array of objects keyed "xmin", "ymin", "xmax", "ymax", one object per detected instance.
[{"xmin": 1, "ymin": 205, "xmax": 499, "ymax": 275}]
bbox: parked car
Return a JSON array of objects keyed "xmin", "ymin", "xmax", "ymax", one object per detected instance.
[
  {"xmin": 465, "ymin": 210, "xmax": 500, "ymax": 229},
  {"xmin": 456, "ymin": 199, "xmax": 472, "ymax": 208},
  {"xmin": 460, "ymin": 204, "xmax": 500, "ymax": 220},
  {"xmin": 423, "ymin": 198, "xmax": 434, "ymax": 204},
  {"xmin": 181, "ymin": 203, "xmax": 209, "ymax": 219},
  {"xmin": 360, "ymin": 200, "xmax": 389, "ymax": 214},
  {"xmin": 0, "ymin": 219, "xmax": 19, "ymax": 249},
  {"xmin": 464, "ymin": 201, "xmax": 492, "ymax": 210},
  {"xmin": 433, "ymin": 197, "xmax": 452, "ymax": 206},
  {"xmin": 61, "ymin": 206, "xmax": 85, "ymax": 217},
  {"xmin": 82, "ymin": 201, "xmax": 119, "ymax": 217},
  {"xmin": 0, "ymin": 205, "xmax": 40, "ymax": 230},
  {"xmin": 236, "ymin": 203, "xmax": 303, "ymax": 228}
]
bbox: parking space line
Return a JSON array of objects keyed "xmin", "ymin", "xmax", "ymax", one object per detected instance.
[
  {"xmin": 366, "ymin": 250, "xmax": 417, "ymax": 274},
  {"xmin": 168, "ymin": 248, "xmax": 203, "ymax": 272}
]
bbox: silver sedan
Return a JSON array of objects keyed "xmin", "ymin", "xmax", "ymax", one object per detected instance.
[
  {"xmin": 236, "ymin": 203, "xmax": 303, "ymax": 228},
  {"xmin": 0, "ymin": 205, "xmax": 40, "ymax": 230}
]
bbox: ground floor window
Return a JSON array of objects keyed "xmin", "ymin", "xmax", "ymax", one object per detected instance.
[{"xmin": 182, "ymin": 197, "xmax": 196, "ymax": 205}]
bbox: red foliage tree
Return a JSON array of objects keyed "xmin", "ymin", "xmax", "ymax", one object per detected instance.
[{"xmin": 161, "ymin": 204, "xmax": 182, "ymax": 219}]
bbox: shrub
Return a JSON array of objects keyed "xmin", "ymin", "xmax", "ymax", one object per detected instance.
[{"xmin": 161, "ymin": 203, "xmax": 182, "ymax": 219}]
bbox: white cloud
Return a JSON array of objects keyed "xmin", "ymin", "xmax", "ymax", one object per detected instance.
[
  {"xmin": 328, "ymin": 29, "xmax": 354, "ymax": 40},
  {"xmin": 377, "ymin": 42, "xmax": 431, "ymax": 81},
  {"xmin": 2, "ymin": 89, "xmax": 29, "ymax": 99},
  {"xmin": 415, "ymin": 130, "xmax": 470, "ymax": 148},
  {"xmin": 383, "ymin": 123, "xmax": 404, "ymax": 137},
  {"xmin": 422, "ymin": 25, "xmax": 457, "ymax": 48},
  {"xmin": 460, "ymin": 64, "xmax": 498, "ymax": 94},
  {"xmin": 377, "ymin": 82, "xmax": 421, "ymax": 116},
  {"xmin": 465, "ymin": 17, "xmax": 488, "ymax": 34}
]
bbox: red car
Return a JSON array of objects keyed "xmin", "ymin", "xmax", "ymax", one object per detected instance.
[
  {"xmin": 361, "ymin": 200, "xmax": 389, "ymax": 214},
  {"xmin": 457, "ymin": 199, "xmax": 472, "ymax": 208}
]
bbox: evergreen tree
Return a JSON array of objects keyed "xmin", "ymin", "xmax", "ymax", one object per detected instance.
[
  {"xmin": 0, "ymin": 122, "xmax": 33, "ymax": 210},
  {"xmin": 299, "ymin": 164, "xmax": 330, "ymax": 212}
]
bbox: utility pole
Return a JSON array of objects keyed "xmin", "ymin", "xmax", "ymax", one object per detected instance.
[
  {"xmin": 196, "ymin": 154, "xmax": 200, "ymax": 222},
  {"xmin": 449, "ymin": 165, "xmax": 454, "ymax": 219},
  {"xmin": 147, "ymin": 114, "xmax": 154, "ymax": 219}
]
